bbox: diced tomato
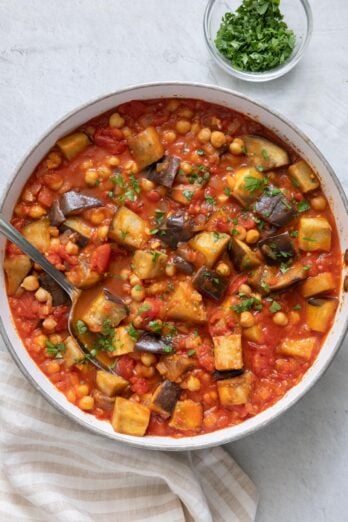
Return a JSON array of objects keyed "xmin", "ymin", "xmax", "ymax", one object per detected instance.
[
  {"xmin": 118, "ymin": 100, "xmax": 147, "ymax": 119},
  {"xmin": 38, "ymin": 186, "xmax": 54, "ymax": 208},
  {"xmin": 146, "ymin": 190, "xmax": 161, "ymax": 203},
  {"xmin": 47, "ymin": 245, "xmax": 78, "ymax": 267},
  {"xmin": 90, "ymin": 244, "xmax": 111, "ymax": 274},
  {"xmin": 228, "ymin": 274, "xmax": 248, "ymax": 295},
  {"xmin": 51, "ymin": 305, "xmax": 69, "ymax": 331},
  {"xmin": 140, "ymin": 298, "xmax": 162, "ymax": 320},
  {"xmin": 117, "ymin": 355, "xmax": 136, "ymax": 380},
  {"xmin": 196, "ymin": 343, "xmax": 215, "ymax": 372},
  {"xmin": 94, "ymin": 127, "xmax": 128, "ymax": 154},
  {"xmin": 130, "ymin": 377, "xmax": 149, "ymax": 395},
  {"xmin": 9, "ymin": 293, "xmax": 46, "ymax": 320},
  {"xmin": 237, "ymin": 212, "xmax": 256, "ymax": 230}
]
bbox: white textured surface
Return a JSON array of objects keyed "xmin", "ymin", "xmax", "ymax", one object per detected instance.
[{"xmin": 0, "ymin": 1, "xmax": 347, "ymax": 520}]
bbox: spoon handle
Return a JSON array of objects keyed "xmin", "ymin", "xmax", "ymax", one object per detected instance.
[{"xmin": 0, "ymin": 213, "xmax": 76, "ymax": 300}]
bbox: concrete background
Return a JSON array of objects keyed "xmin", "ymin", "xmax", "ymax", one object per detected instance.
[{"xmin": 0, "ymin": 1, "xmax": 347, "ymax": 520}]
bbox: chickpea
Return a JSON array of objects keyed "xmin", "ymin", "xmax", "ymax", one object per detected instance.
[
  {"xmin": 35, "ymin": 287, "xmax": 52, "ymax": 303},
  {"xmin": 135, "ymin": 363, "xmax": 155, "ymax": 378},
  {"xmin": 65, "ymin": 241, "xmax": 79, "ymax": 255},
  {"xmin": 131, "ymin": 284, "xmax": 145, "ymax": 302},
  {"xmin": 22, "ymin": 189, "xmax": 35, "ymax": 203},
  {"xmin": 85, "ymin": 169, "xmax": 99, "ymax": 186},
  {"xmin": 162, "ymin": 130, "xmax": 177, "ymax": 143},
  {"xmin": 14, "ymin": 203, "xmax": 26, "ymax": 217},
  {"xmin": 46, "ymin": 152, "xmax": 62, "ymax": 169},
  {"xmin": 97, "ymin": 225, "xmax": 109, "ymax": 240},
  {"xmin": 34, "ymin": 334, "xmax": 48, "ymax": 348},
  {"xmin": 234, "ymin": 225, "xmax": 246, "ymax": 241},
  {"xmin": 89, "ymin": 208, "xmax": 106, "ymax": 225},
  {"xmin": 246, "ymin": 229, "xmax": 260, "ymax": 244},
  {"xmin": 46, "ymin": 361, "xmax": 60, "ymax": 374},
  {"xmin": 49, "ymin": 226, "xmax": 59, "ymax": 237},
  {"xmin": 186, "ymin": 375, "xmax": 201, "ymax": 392},
  {"xmin": 198, "ymin": 127, "xmax": 211, "ymax": 143},
  {"xmin": 106, "ymin": 155, "xmax": 120, "ymax": 167},
  {"xmin": 76, "ymin": 384, "xmax": 89, "ymax": 398},
  {"xmin": 28, "ymin": 205, "xmax": 47, "ymax": 219},
  {"xmin": 50, "ymin": 238, "xmax": 60, "ymax": 248},
  {"xmin": 165, "ymin": 264, "xmax": 176, "ymax": 277},
  {"xmin": 79, "ymin": 396, "xmax": 94, "ymax": 410},
  {"xmin": 97, "ymin": 165, "xmax": 112, "ymax": 179},
  {"xmin": 45, "ymin": 173, "xmax": 64, "ymax": 191},
  {"xmin": 80, "ymin": 159, "xmax": 93, "ymax": 170},
  {"xmin": 179, "ymin": 108, "xmax": 194, "ymax": 119},
  {"xmin": 240, "ymin": 311, "xmax": 255, "ymax": 328},
  {"xmin": 129, "ymin": 274, "xmax": 141, "ymax": 286},
  {"xmin": 42, "ymin": 317, "xmax": 57, "ymax": 332},
  {"xmin": 141, "ymin": 352, "xmax": 157, "ymax": 367},
  {"xmin": 109, "ymin": 112, "xmax": 125, "ymax": 128},
  {"xmin": 191, "ymin": 122, "xmax": 200, "ymax": 135},
  {"xmin": 21, "ymin": 275, "xmax": 39, "ymax": 292},
  {"xmin": 66, "ymin": 389, "xmax": 76, "ymax": 403},
  {"xmin": 122, "ymin": 126, "xmax": 132, "ymax": 138},
  {"xmin": 216, "ymin": 262, "xmax": 231, "ymax": 276},
  {"xmin": 167, "ymin": 99, "xmax": 179, "ymax": 112},
  {"xmin": 239, "ymin": 283, "xmax": 252, "ymax": 296},
  {"xmin": 289, "ymin": 311, "xmax": 301, "ymax": 324},
  {"xmin": 180, "ymin": 161, "xmax": 193, "ymax": 175},
  {"xmin": 226, "ymin": 174, "xmax": 235, "ymax": 190},
  {"xmin": 176, "ymin": 120, "xmax": 191, "ymax": 134},
  {"xmin": 133, "ymin": 315, "xmax": 143, "ymax": 328},
  {"xmin": 273, "ymin": 312, "xmax": 288, "ymax": 326},
  {"xmin": 310, "ymin": 196, "xmax": 327, "ymax": 211},
  {"xmin": 49, "ymin": 334, "xmax": 63, "ymax": 344},
  {"xmin": 229, "ymin": 138, "xmax": 245, "ymax": 155},
  {"xmin": 120, "ymin": 268, "xmax": 131, "ymax": 281},
  {"xmin": 210, "ymin": 131, "xmax": 226, "ymax": 149},
  {"xmin": 140, "ymin": 178, "xmax": 155, "ymax": 192},
  {"xmin": 124, "ymin": 160, "xmax": 138, "ymax": 174}
]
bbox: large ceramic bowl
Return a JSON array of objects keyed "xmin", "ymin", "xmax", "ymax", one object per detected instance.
[{"xmin": 1, "ymin": 83, "xmax": 347, "ymax": 450}]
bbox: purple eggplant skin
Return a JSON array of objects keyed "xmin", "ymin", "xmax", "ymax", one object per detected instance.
[
  {"xmin": 59, "ymin": 191, "xmax": 103, "ymax": 216},
  {"xmin": 39, "ymin": 273, "xmax": 69, "ymax": 307},
  {"xmin": 103, "ymin": 289, "xmax": 128, "ymax": 310},
  {"xmin": 254, "ymin": 188, "xmax": 295, "ymax": 227},
  {"xmin": 135, "ymin": 333, "xmax": 173, "ymax": 355},
  {"xmin": 212, "ymin": 369, "xmax": 245, "ymax": 381},
  {"xmin": 258, "ymin": 232, "xmax": 296, "ymax": 264},
  {"xmin": 59, "ymin": 224, "xmax": 89, "ymax": 248},
  {"xmin": 172, "ymin": 256, "xmax": 194, "ymax": 275},
  {"xmin": 145, "ymin": 155, "xmax": 180, "ymax": 188},
  {"xmin": 156, "ymin": 211, "xmax": 194, "ymax": 249},
  {"xmin": 49, "ymin": 200, "xmax": 66, "ymax": 226},
  {"xmin": 192, "ymin": 266, "xmax": 228, "ymax": 301},
  {"xmin": 152, "ymin": 380, "xmax": 181, "ymax": 415}
]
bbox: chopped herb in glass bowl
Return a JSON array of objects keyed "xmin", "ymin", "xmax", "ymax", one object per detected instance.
[{"xmin": 203, "ymin": 0, "xmax": 313, "ymax": 81}]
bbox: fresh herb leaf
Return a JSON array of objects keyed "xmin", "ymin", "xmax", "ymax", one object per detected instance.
[
  {"xmin": 224, "ymin": 187, "xmax": 231, "ymax": 196},
  {"xmin": 293, "ymin": 304, "xmax": 302, "ymax": 310},
  {"xmin": 303, "ymin": 265, "xmax": 311, "ymax": 271},
  {"xmin": 154, "ymin": 209, "xmax": 165, "ymax": 225},
  {"xmin": 76, "ymin": 320, "xmax": 88, "ymax": 335},
  {"xmin": 197, "ymin": 149, "xmax": 205, "ymax": 156},
  {"xmin": 244, "ymin": 175, "xmax": 267, "ymax": 193},
  {"xmin": 233, "ymin": 297, "xmax": 263, "ymax": 314},
  {"xmin": 148, "ymin": 320, "xmax": 162, "ymax": 333},
  {"xmin": 138, "ymin": 303, "xmax": 151, "ymax": 314},
  {"xmin": 46, "ymin": 340, "xmax": 66, "ymax": 359},
  {"xmin": 269, "ymin": 300, "xmax": 281, "ymax": 313},
  {"xmin": 261, "ymin": 148, "xmax": 269, "ymax": 160},
  {"xmin": 290, "ymin": 230, "xmax": 298, "ymax": 238},
  {"xmin": 297, "ymin": 200, "xmax": 310, "ymax": 213},
  {"xmin": 183, "ymin": 190, "xmax": 193, "ymax": 201},
  {"xmin": 187, "ymin": 349, "xmax": 196, "ymax": 357},
  {"xmin": 204, "ymin": 194, "xmax": 216, "ymax": 206},
  {"xmin": 127, "ymin": 324, "xmax": 139, "ymax": 340}
]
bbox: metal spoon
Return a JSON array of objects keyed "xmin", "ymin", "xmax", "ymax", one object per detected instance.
[{"xmin": 0, "ymin": 213, "xmax": 111, "ymax": 372}]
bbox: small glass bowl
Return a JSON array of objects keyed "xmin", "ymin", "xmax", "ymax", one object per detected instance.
[{"xmin": 203, "ymin": 0, "xmax": 313, "ymax": 82}]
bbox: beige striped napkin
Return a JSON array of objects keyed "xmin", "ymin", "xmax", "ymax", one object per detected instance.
[{"xmin": 0, "ymin": 351, "xmax": 258, "ymax": 521}]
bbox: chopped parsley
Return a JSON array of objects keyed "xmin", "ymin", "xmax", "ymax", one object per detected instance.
[
  {"xmin": 187, "ymin": 349, "xmax": 196, "ymax": 357},
  {"xmin": 290, "ymin": 230, "xmax": 298, "ymax": 238},
  {"xmin": 138, "ymin": 303, "xmax": 151, "ymax": 314},
  {"xmin": 215, "ymin": 0, "xmax": 296, "ymax": 73},
  {"xmin": 303, "ymin": 265, "xmax": 311, "ymax": 271},
  {"xmin": 269, "ymin": 300, "xmax": 282, "ymax": 313},
  {"xmin": 244, "ymin": 175, "xmax": 267, "ymax": 193},
  {"xmin": 76, "ymin": 320, "xmax": 88, "ymax": 335},
  {"xmin": 204, "ymin": 194, "xmax": 216, "ymax": 206},
  {"xmin": 297, "ymin": 200, "xmax": 310, "ymax": 213},
  {"xmin": 224, "ymin": 187, "xmax": 231, "ymax": 197},
  {"xmin": 197, "ymin": 149, "xmax": 205, "ymax": 156},
  {"xmin": 280, "ymin": 262, "xmax": 290, "ymax": 274},
  {"xmin": 154, "ymin": 209, "xmax": 165, "ymax": 225},
  {"xmin": 293, "ymin": 304, "xmax": 302, "ymax": 311},
  {"xmin": 148, "ymin": 320, "xmax": 162, "ymax": 333},
  {"xmin": 127, "ymin": 324, "xmax": 139, "ymax": 340},
  {"xmin": 233, "ymin": 297, "xmax": 263, "ymax": 314},
  {"xmin": 261, "ymin": 148, "xmax": 269, "ymax": 160},
  {"xmin": 46, "ymin": 340, "xmax": 66, "ymax": 359},
  {"xmin": 183, "ymin": 190, "xmax": 193, "ymax": 201}
]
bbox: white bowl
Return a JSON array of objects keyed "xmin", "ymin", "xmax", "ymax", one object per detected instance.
[{"xmin": 1, "ymin": 82, "xmax": 347, "ymax": 451}]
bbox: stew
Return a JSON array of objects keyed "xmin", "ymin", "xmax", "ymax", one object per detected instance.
[{"xmin": 4, "ymin": 98, "xmax": 342, "ymax": 437}]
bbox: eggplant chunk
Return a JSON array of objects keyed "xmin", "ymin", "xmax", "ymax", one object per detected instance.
[
  {"xmin": 135, "ymin": 333, "xmax": 172, "ymax": 355},
  {"xmin": 278, "ymin": 337, "xmax": 316, "ymax": 361},
  {"xmin": 150, "ymin": 380, "xmax": 181, "ymax": 417},
  {"xmin": 212, "ymin": 369, "xmax": 245, "ymax": 381},
  {"xmin": 306, "ymin": 298, "xmax": 337, "ymax": 333},
  {"xmin": 249, "ymin": 263, "xmax": 308, "ymax": 294},
  {"xmin": 192, "ymin": 266, "xmax": 228, "ymax": 301},
  {"xmin": 111, "ymin": 326, "xmax": 136, "ymax": 356},
  {"xmin": 217, "ymin": 372, "xmax": 253, "ymax": 407},
  {"xmin": 60, "ymin": 217, "xmax": 93, "ymax": 247},
  {"xmin": 92, "ymin": 390, "xmax": 115, "ymax": 412},
  {"xmin": 254, "ymin": 188, "xmax": 295, "ymax": 227},
  {"xmin": 133, "ymin": 250, "xmax": 168, "ymax": 279},
  {"xmin": 96, "ymin": 370, "xmax": 128, "ymax": 397},
  {"xmin": 189, "ymin": 232, "xmax": 230, "ymax": 268},
  {"xmin": 49, "ymin": 200, "xmax": 65, "ymax": 226},
  {"xmin": 288, "ymin": 160, "xmax": 319, "ymax": 193},
  {"xmin": 157, "ymin": 211, "xmax": 194, "ymax": 249},
  {"xmin": 301, "ymin": 272, "xmax": 336, "ymax": 298},
  {"xmin": 169, "ymin": 400, "xmax": 203, "ymax": 431},
  {"xmin": 166, "ymin": 281, "xmax": 207, "ymax": 323},
  {"xmin": 298, "ymin": 217, "xmax": 331, "ymax": 252},
  {"xmin": 258, "ymin": 232, "xmax": 296, "ymax": 264},
  {"xmin": 64, "ymin": 336, "xmax": 85, "ymax": 367},
  {"xmin": 59, "ymin": 191, "xmax": 102, "ymax": 216},
  {"xmin": 170, "ymin": 184, "xmax": 197, "ymax": 206},
  {"xmin": 39, "ymin": 273, "xmax": 69, "ymax": 306},
  {"xmin": 231, "ymin": 167, "xmax": 266, "ymax": 207},
  {"xmin": 172, "ymin": 255, "xmax": 194, "ymax": 274},
  {"xmin": 81, "ymin": 289, "xmax": 128, "ymax": 333},
  {"xmin": 242, "ymin": 324, "xmax": 264, "ymax": 344},
  {"xmin": 156, "ymin": 355, "xmax": 194, "ymax": 382},
  {"xmin": 112, "ymin": 397, "xmax": 150, "ymax": 436},
  {"xmin": 4, "ymin": 254, "xmax": 32, "ymax": 295},
  {"xmin": 145, "ymin": 155, "xmax": 180, "ymax": 188},
  {"xmin": 241, "ymin": 135, "xmax": 289, "ymax": 171},
  {"xmin": 23, "ymin": 218, "xmax": 50, "ymax": 253},
  {"xmin": 213, "ymin": 334, "xmax": 243, "ymax": 371},
  {"xmin": 229, "ymin": 238, "xmax": 262, "ymax": 271},
  {"xmin": 109, "ymin": 206, "xmax": 149, "ymax": 249},
  {"xmin": 127, "ymin": 127, "xmax": 164, "ymax": 171},
  {"xmin": 57, "ymin": 132, "xmax": 90, "ymax": 161}
]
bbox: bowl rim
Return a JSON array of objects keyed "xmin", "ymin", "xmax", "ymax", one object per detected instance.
[
  {"xmin": 1, "ymin": 80, "xmax": 347, "ymax": 451},
  {"xmin": 203, "ymin": 0, "xmax": 314, "ymax": 82}
]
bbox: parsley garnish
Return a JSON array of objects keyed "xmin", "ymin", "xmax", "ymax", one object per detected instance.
[
  {"xmin": 244, "ymin": 176, "xmax": 267, "ymax": 193},
  {"xmin": 148, "ymin": 320, "xmax": 162, "ymax": 333},
  {"xmin": 215, "ymin": 0, "xmax": 296, "ymax": 73},
  {"xmin": 261, "ymin": 148, "xmax": 269, "ymax": 160},
  {"xmin": 224, "ymin": 187, "xmax": 231, "ymax": 196},
  {"xmin": 297, "ymin": 200, "xmax": 310, "ymax": 213},
  {"xmin": 204, "ymin": 194, "xmax": 216, "ymax": 206},
  {"xmin": 293, "ymin": 304, "xmax": 302, "ymax": 311},
  {"xmin": 269, "ymin": 300, "xmax": 281, "ymax": 313},
  {"xmin": 76, "ymin": 320, "xmax": 88, "ymax": 335},
  {"xmin": 187, "ymin": 349, "xmax": 196, "ymax": 357},
  {"xmin": 197, "ymin": 149, "xmax": 205, "ymax": 156},
  {"xmin": 154, "ymin": 209, "xmax": 165, "ymax": 225},
  {"xmin": 138, "ymin": 303, "xmax": 151, "ymax": 313},
  {"xmin": 233, "ymin": 297, "xmax": 263, "ymax": 314},
  {"xmin": 290, "ymin": 230, "xmax": 298, "ymax": 238},
  {"xmin": 183, "ymin": 190, "xmax": 193, "ymax": 201},
  {"xmin": 46, "ymin": 340, "xmax": 66, "ymax": 359}
]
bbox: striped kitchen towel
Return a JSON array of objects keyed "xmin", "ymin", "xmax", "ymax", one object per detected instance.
[{"xmin": 0, "ymin": 351, "xmax": 258, "ymax": 521}]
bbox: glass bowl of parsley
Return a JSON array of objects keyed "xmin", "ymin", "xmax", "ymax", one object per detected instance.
[{"xmin": 204, "ymin": 0, "xmax": 313, "ymax": 82}]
